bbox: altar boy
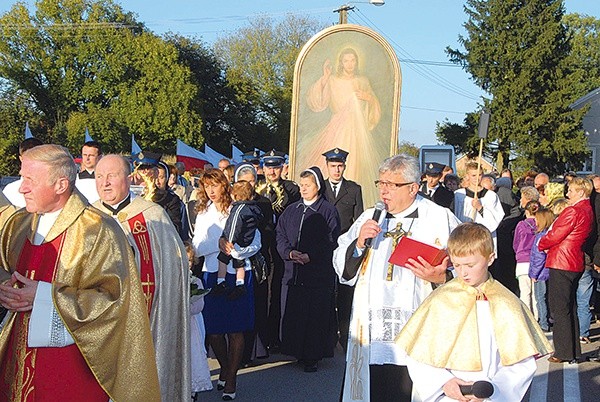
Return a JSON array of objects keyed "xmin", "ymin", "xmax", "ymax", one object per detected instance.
[{"xmin": 396, "ymin": 223, "xmax": 552, "ymax": 401}]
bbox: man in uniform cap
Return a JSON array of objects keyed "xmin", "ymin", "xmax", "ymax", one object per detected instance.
[
  {"xmin": 419, "ymin": 162, "xmax": 454, "ymax": 209},
  {"xmin": 256, "ymin": 149, "xmax": 300, "ymax": 352},
  {"xmin": 322, "ymin": 148, "xmax": 363, "ymax": 352},
  {"xmin": 131, "ymin": 151, "xmax": 185, "ymax": 239}
]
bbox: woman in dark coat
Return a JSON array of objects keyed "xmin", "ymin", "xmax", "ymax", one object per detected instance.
[{"xmin": 276, "ymin": 166, "xmax": 341, "ymax": 372}]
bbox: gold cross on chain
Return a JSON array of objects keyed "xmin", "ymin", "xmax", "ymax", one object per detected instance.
[{"xmin": 383, "ymin": 222, "xmax": 410, "ymax": 281}]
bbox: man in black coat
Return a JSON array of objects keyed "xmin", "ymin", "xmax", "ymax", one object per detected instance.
[
  {"xmin": 418, "ymin": 162, "xmax": 454, "ymax": 209},
  {"xmin": 322, "ymin": 148, "xmax": 363, "ymax": 352},
  {"xmin": 256, "ymin": 149, "xmax": 300, "ymax": 352}
]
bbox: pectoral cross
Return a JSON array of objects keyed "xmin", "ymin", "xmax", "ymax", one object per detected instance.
[{"xmin": 384, "ymin": 222, "xmax": 410, "ymax": 281}]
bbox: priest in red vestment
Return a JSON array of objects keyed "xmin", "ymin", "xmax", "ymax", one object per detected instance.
[{"xmin": 0, "ymin": 144, "xmax": 160, "ymax": 402}]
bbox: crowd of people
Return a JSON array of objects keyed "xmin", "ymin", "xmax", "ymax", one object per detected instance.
[{"xmin": 0, "ymin": 137, "xmax": 598, "ymax": 401}]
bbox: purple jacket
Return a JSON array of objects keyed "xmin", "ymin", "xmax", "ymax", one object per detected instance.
[
  {"xmin": 529, "ymin": 231, "xmax": 549, "ymax": 281},
  {"xmin": 513, "ymin": 218, "xmax": 536, "ymax": 263}
]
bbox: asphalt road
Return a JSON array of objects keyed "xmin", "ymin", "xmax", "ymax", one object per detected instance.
[{"xmin": 198, "ymin": 321, "xmax": 600, "ymax": 402}]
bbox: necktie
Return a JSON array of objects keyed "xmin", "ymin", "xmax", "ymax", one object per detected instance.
[
  {"xmin": 428, "ymin": 189, "xmax": 433, "ymax": 198},
  {"xmin": 332, "ymin": 183, "xmax": 338, "ymax": 197}
]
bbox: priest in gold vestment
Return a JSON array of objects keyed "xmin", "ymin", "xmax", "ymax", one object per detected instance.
[
  {"xmin": 0, "ymin": 192, "xmax": 16, "ymax": 229},
  {"xmin": 0, "ymin": 145, "xmax": 160, "ymax": 402},
  {"xmin": 94, "ymin": 154, "xmax": 191, "ymax": 402}
]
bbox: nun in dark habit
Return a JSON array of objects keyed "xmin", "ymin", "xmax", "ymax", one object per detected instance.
[{"xmin": 276, "ymin": 166, "xmax": 341, "ymax": 373}]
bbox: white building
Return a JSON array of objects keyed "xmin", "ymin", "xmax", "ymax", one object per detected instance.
[{"xmin": 570, "ymin": 87, "xmax": 600, "ymax": 174}]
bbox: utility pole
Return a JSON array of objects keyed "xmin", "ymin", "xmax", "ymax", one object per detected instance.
[
  {"xmin": 333, "ymin": 1, "xmax": 384, "ymax": 24},
  {"xmin": 333, "ymin": 4, "xmax": 355, "ymax": 24}
]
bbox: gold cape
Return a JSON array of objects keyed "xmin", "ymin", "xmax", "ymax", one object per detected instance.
[
  {"xmin": 94, "ymin": 196, "xmax": 191, "ymax": 402},
  {"xmin": 0, "ymin": 191, "xmax": 16, "ymax": 231},
  {"xmin": 395, "ymin": 275, "xmax": 552, "ymax": 371},
  {"xmin": 0, "ymin": 190, "xmax": 160, "ymax": 401}
]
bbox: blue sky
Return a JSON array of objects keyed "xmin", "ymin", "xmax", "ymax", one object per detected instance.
[{"xmin": 2, "ymin": 1, "xmax": 598, "ymax": 147}]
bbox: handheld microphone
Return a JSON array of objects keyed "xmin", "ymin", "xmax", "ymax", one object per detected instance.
[
  {"xmin": 458, "ymin": 381, "xmax": 494, "ymax": 399},
  {"xmin": 364, "ymin": 201, "xmax": 386, "ymax": 248}
]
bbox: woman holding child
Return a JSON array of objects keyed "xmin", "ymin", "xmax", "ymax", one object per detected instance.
[{"xmin": 192, "ymin": 168, "xmax": 261, "ymax": 400}]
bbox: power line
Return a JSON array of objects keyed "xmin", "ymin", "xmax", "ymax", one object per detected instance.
[
  {"xmin": 401, "ymin": 105, "xmax": 467, "ymax": 115},
  {"xmin": 352, "ymin": 8, "xmax": 482, "ymax": 101}
]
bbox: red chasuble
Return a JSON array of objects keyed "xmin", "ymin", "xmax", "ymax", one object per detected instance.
[
  {"xmin": 127, "ymin": 213, "xmax": 156, "ymax": 314},
  {"xmin": 0, "ymin": 234, "xmax": 108, "ymax": 402}
]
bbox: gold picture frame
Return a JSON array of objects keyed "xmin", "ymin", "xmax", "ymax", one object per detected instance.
[{"xmin": 289, "ymin": 24, "xmax": 401, "ymax": 207}]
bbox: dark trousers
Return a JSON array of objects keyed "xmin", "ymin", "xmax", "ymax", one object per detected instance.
[
  {"xmin": 336, "ymin": 283, "xmax": 355, "ymax": 352},
  {"xmin": 370, "ymin": 364, "xmax": 412, "ymax": 402},
  {"xmin": 548, "ymin": 268, "xmax": 583, "ymax": 360},
  {"xmin": 267, "ymin": 241, "xmax": 284, "ymax": 347},
  {"xmin": 243, "ymin": 274, "xmax": 270, "ymax": 362}
]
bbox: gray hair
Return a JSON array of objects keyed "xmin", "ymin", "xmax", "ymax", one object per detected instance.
[
  {"xmin": 175, "ymin": 161, "xmax": 185, "ymax": 173},
  {"xmin": 379, "ymin": 154, "xmax": 421, "ymax": 183},
  {"xmin": 22, "ymin": 144, "xmax": 77, "ymax": 189},
  {"xmin": 481, "ymin": 174, "xmax": 496, "ymax": 188},
  {"xmin": 520, "ymin": 186, "xmax": 540, "ymax": 202}
]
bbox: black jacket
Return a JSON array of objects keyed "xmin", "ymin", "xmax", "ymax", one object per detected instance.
[
  {"xmin": 222, "ymin": 200, "xmax": 264, "ymax": 247},
  {"xmin": 323, "ymin": 178, "xmax": 363, "ymax": 234}
]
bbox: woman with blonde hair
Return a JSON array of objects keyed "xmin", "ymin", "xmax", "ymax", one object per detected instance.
[{"xmin": 539, "ymin": 177, "xmax": 594, "ymax": 363}]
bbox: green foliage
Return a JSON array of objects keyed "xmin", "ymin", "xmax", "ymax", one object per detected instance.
[
  {"xmin": 214, "ymin": 14, "xmax": 324, "ymax": 152},
  {"xmin": 165, "ymin": 33, "xmax": 268, "ymax": 155},
  {"xmin": 435, "ymin": 113, "xmax": 481, "ymax": 158},
  {"xmin": 0, "ymin": 0, "xmax": 202, "ymax": 165},
  {"xmin": 0, "ymin": 88, "xmax": 39, "ymax": 175},
  {"xmin": 397, "ymin": 141, "xmax": 419, "ymax": 158},
  {"xmin": 446, "ymin": 0, "xmax": 591, "ymax": 175}
]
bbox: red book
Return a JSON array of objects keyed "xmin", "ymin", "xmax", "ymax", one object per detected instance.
[{"xmin": 388, "ymin": 236, "xmax": 447, "ymax": 267}]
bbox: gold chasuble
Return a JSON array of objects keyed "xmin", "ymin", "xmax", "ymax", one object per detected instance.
[
  {"xmin": 0, "ymin": 191, "xmax": 160, "ymax": 402},
  {"xmin": 396, "ymin": 275, "xmax": 552, "ymax": 371},
  {"xmin": 0, "ymin": 192, "xmax": 16, "ymax": 230}
]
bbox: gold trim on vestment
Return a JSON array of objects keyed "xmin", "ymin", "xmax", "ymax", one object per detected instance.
[{"xmin": 396, "ymin": 275, "xmax": 553, "ymax": 371}]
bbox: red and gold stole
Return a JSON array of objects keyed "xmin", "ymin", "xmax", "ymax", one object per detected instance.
[
  {"xmin": 127, "ymin": 212, "xmax": 156, "ymax": 315},
  {"xmin": 0, "ymin": 233, "xmax": 108, "ymax": 402}
]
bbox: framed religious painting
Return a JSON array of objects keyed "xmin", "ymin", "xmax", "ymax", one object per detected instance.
[{"xmin": 289, "ymin": 24, "xmax": 401, "ymax": 207}]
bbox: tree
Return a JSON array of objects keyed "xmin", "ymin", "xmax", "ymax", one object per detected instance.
[
  {"xmin": 397, "ymin": 141, "xmax": 419, "ymax": 158},
  {"xmin": 563, "ymin": 13, "xmax": 600, "ymax": 95},
  {"xmin": 435, "ymin": 113, "xmax": 481, "ymax": 158},
  {"xmin": 446, "ymin": 0, "xmax": 589, "ymax": 174},
  {"xmin": 214, "ymin": 15, "xmax": 324, "ymax": 152},
  {"xmin": 0, "ymin": 86, "xmax": 40, "ymax": 175},
  {"xmin": 165, "ymin": 33, "xmax": 269, "ymax": 155},
  {"xmin": 0, "ymin": 0, "xmax": 202, "ymax": 156}
]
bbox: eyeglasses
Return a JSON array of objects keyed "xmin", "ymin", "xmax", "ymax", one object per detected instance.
[{"xmin": 374, "ymin": 180, "xmax": 413, "ymax": 190}]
